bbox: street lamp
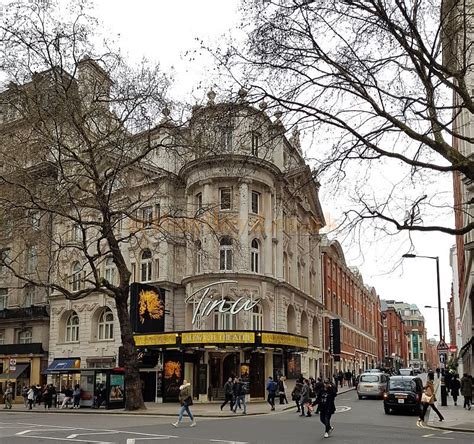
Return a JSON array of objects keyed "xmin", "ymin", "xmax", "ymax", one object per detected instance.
[
  {"xmin": 424, "ymin": 305, "xmax": 445, "ymax": 341},
  {"xmin": 402, "ymin": 253, "xmax": 447, "ymax": 406}
]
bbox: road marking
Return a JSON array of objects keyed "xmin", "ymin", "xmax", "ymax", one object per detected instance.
[
  {"xmin": 16, "ymin": 430, "xmax": 32, "ymax": 435},
  {"xmin": 421, "ymin": 435, "xmax": 454, "ymax": 440},
  {"xmin": 67, "ymin": 431, "xmax": 120, "ymax": 438},
  {"xmin": 209, "ymin": 440, "xmax": 250, "ymax": 444},
  {"xmin": 13, "ymin": 435, "xmax": 115, "ymax": 443}
]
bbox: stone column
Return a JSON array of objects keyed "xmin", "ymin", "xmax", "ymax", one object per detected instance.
[
  {"xmin": 239, "ymin": 181, "xmax": 250, "ymax": 272},
  {"xmin": 275, "ymin": 194, "xmax": 284, "ymax": 280},
  {"xmin": 263, "ymin": 190, "xmax": 273, "ymax": 276},
  {"xmin": 202, "ymin": 180, "xmax": 212, "ymax": 272}
]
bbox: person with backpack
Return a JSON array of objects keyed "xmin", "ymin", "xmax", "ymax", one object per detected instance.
[
  {"xmin": 266, "ymin": 376, "xmax": 277, "ymax": 411},
  {"xmin": 232, "ymin": 377, "xmax": 247, "ymax": 414}
]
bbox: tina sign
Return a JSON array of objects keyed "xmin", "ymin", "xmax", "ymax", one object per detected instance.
[
  {"xmin": 185, "ymin": 280, "xmax": 260, "ymax": 325},
  {"xmin": 130, "ymin": 283, "xmax": 166, "ymax": 333}
]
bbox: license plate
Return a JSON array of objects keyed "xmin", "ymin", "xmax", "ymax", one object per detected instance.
[
  {"xmin": 365, "ymin": 385, "xmax": 373, "ymax": 388},
  {"xmin": 398, "ymin": 399, "xmax": 404, "ymax": 404}
]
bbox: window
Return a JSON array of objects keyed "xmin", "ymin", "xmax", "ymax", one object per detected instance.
[
  {"xmin": 155, "ymin": 204, "xmax": 161, "ymax": 223},
  {"xmin": 251, "ymin": 132, "xmax": 260, "ymax": 157},
  {"xmin": 65, "ymin": 312, "xmax": 80, "ymax": 343},
  {"xmin": 98, "ymin": 308, "xmax": 114, "ymax": 341},
  {"xmin": 0, "ymin": 248, "xmax": 11, "ymax": 273},
  {"xmin": 71, "ymin": 262, "xmax": 81, "ymax": 291},
  {"xmin": 105, "ymin": 257, "xmax": 116, "ymax": 285},
  {"xmin": 142, "ymin": 206, "xmax": 153, "ymax": 227},
  {"xmin": 251, "ymin": 191, "xmax": 260, "ymax": 214},
  {"xmin": 219, "ymin": 237, "xmax": 233, "ymax": 271},
  {"xmin": 220, "ymin": 188, "xmax": 231, "ymax": 210},
  {"xmin": 30, "ymin": 211, "xmax": 40, "ymax": 230},
  {"xmin": 195, "ymin": 193, "xmax": 203, "ymax": 214},
  {"xmin": 0, "ymin": 331, "xmax": 4, "ymax": 345},
  {"xmin": 0, "ymin": 288, "xmax": 8, "ymax": 310},
  {"xmin": 252, "ymin": 305, "xmax": 263, "ymax": 330},
  {"xmin": 27, "ymin": 246, "xmax": 38, "ymax": 273},
  {"xmin": 140, "ymin": 249, "xmax": 152, "ymax": 282},
  {"xmin": 24, "ymin": 286, "xmax": 35, "ymax": 307},
  {"xmin": 214, "ymin": 300, "xmax": 235, "ymax": 330},
  {"xmin": 195, "ymin": 240, "xmax": 203, "ymax": 273},
  {"xmin": 18, "ymin": 329, "xmax": 32, "ymax": 344},
  {"xmin": 72, "ymin": 224, "xmax": 83, "ymax": 242},
  {"xmin": 250, "ymin": 239, "xmax": 260, "ymax": 273}
]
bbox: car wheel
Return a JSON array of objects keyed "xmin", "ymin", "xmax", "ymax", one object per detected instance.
[{"xmin": 384, "ymin": 406, "xmax": 390, "ymax": 414}]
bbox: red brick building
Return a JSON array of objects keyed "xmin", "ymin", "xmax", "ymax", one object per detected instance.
[
  {"xmin": 380, "ymin": 305, "xmax": 408, "ymax": 370},
  {"xmin": 321, "ymin": 238, "xmax": 382, "ymax": 377},
  {"xmin": 425, "ymin": 338, "xmax": 438, "ymax": 371}
]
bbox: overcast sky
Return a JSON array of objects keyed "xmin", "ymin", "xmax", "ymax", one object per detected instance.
[
  {"xmin": 92, "ymin": 0, "xmax": 455, "ymax": 340},
  {"xmin": 1, "ymin": 0, "xmax": 453, "ymax": 339}
]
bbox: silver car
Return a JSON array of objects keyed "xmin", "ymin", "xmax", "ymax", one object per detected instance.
[{"xmin": 357, "ymin": 372, "xmax": 389, "ymax": 399}]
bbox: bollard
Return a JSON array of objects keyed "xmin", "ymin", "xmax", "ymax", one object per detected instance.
[{"xmin": 440, "ymin": 376, "xmax": 447, "ymax": 406}]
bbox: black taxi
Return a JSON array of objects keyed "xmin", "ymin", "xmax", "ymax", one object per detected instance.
[{"xmin": 383, "ymin": 376, "xmax": 423, "ymax": 415}]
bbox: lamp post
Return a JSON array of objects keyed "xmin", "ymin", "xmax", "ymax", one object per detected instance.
[
  {"xmin": 402, "ymin": 253, "xmax": 447, "ymax": 406},
  {"xmin": 424, "ymin": 306, "xmax": 445, "ymax": 342}
]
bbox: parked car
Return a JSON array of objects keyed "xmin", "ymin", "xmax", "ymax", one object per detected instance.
[
  {"xmin": 357, "ymin": 372, "xmax": 389, "ymax": 399},
  {"xmin": 399, "ymin": 368, "xmax": 414, "ymax": 376},
  {"xmin": 383, "ymin": 376, "xmax": 423, "ymax": 415}
]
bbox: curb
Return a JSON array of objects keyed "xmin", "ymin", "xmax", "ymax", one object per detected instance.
[{"xmin": 426, "ymin": 422, "xmax": 474, "ymax": 434}]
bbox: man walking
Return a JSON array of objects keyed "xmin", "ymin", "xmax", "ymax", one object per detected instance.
[
  {"xmin": 315, "ymin": 379, "xmax": 337, "ymax": 439},
  {"xmin": 220, "ymin": 377, "xmax": 234, "ymax": 411},
  {"xmin": 232, "ymin": 377, "xmax": 247, "ymax": 414},
  {"xmin": 461, "ymin": 373, "xmax": 472, "ymax": 410},
  {"xmin": 266, "ymin": 376, "xmax": 277, "ymax": 411}
]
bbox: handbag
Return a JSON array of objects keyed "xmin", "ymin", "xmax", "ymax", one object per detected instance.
[
  {"xmin": 184, "ymin": 396, "xmax": 193, "ymax": 406},
  {"xmin": 421, "ymin": 392, "xmax": 431, "ymax": 404}
]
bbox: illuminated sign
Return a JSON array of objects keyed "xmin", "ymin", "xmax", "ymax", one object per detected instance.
[
  {"xmin": 261, "ymin": 332, "xmax": 308, "ymax": 349},
  {"xmin": 182, "ymin": 331, "xmax": 255, "ymax": 344},
  {"xmin": 185, "ymin": 280, "xmax": 260, "ymax": 325},
  {"xmin": 134, "ymin": 333, "xmax": 177, "ymax": 346}
]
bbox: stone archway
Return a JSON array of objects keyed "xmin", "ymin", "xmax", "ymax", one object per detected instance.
[
  {"xmin": 287, "ymin": 305, "xmax": 297, "ymax": 334},
  {"xmin": 312, "ymin": 317, "xmax": 320, "ymax": 347},
  {"xmin": 300, "ymin": 311, "xmax": 309, "ymax": 337}
]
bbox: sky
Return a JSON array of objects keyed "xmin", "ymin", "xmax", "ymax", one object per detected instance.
[
  {"xmin": 1, "ymin": 0, "xmax": 454, "ymax": 339},
  {"xmin": 90, "ymin": 0, "xmax": 455, "ymax": 340}
]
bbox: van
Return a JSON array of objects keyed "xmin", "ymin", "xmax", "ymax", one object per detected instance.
[{"xmin": 357, "ymin": 372, "xmax": 389, "ymax": 399}]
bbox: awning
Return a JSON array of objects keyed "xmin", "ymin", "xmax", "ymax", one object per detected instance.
[
  {"xmin": 43, "ymin": 358, "xmax": 81, "ymax": 374},
  {"xmin": 0, "ymin": 363, "xmax": 29, "ymax": 381},
  {"xmin": 459, "ymin": 337, "xmax": 473, "ymax": 358}
]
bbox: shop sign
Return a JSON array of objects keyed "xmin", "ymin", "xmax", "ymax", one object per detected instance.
[
  {"xmin": 261, "ymin": 332, "xmax": 308, "ymax": 349},
  {"xmin": 130, "ymin": 283, "xmax": 166, "ymax": 334},
  {"xmin": 185, "ymin": 280, "xmax": 260, "ymax": 325},
  {"xmin": 181, "ymin": 331, "xmax": 255, "ymax": 344},
  {"xmin": 134, "ymin": 333, "xmax": 177, "ymax": 346},
  {"xmin": 329, "ymin": 318, "xmax": 341, "ymax": 355}
]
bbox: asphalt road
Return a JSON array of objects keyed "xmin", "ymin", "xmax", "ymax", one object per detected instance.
[{"xmin": 0, "ymin": 389, "xmax": 472, "ymax": 444}]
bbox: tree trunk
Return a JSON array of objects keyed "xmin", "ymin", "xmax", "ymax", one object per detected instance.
[{"xmin": 114, "ymin": 291, "xmax": 146, "ymax": 411}]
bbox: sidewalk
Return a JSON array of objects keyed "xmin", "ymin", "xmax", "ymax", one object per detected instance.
[
  {"xmin": 4, "ymin": 387, "xmax": 355, "ymax": 418},
  {"xmin": 426, "ymin": 382, "xmax": 474, "ymax": 432}
]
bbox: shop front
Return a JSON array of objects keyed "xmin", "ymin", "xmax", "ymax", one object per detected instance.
[{"xmin": 134, "ymin": 330, "xmax": 308, "ymax": 403}]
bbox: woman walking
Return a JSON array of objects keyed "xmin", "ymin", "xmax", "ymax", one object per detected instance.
[
  {"xmin": 291, "ymin": 377, "xmax": 303, "ymax": 413},
  {"xmin": 299, "ymin": 379, "xmax": 311, "ymax": 417},
  {"xmin": 315, "ymin": 379, "xmax": 337, "ymax": 439},
  {"xmin": 419, "ymin": 379, "xmax": 444, "ymax": 422},
  {"xmin": 450, "ymin": 374, "xmax": 461, "ymax": 406},
  {"xmin": 461, "ymin": 373, "xmax": 472, "ymax": 410},
  {"xmin": 172, "ymin": 380, "xmax": 196, "ymax": 428},
  {"xmin": 278, "ymin": 376, "xmax": 288, "ymax": 404}
]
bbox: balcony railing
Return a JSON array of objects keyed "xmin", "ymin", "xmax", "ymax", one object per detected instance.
[{"xmin": 0, "ymin": 305, "xmax": 48, "ymax": 320}]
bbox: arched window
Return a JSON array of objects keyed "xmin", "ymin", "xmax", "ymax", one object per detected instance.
[
  {"xmin": 250, "ymin": 239, "xmax": 260, "ymax": 273},
  {"xmin": 18, "ymin": 329, "xmax": 32, "ymax": 344},
  {"xmin": 214, "ymin": 300, "xmax": 235, "ymax": 330},
  {"xmin": 252, "ymin": 305, "xmax": 263, "ymax": 331},
  {"xmin": 65, "ymin": 312, "xmax": 79, "ymax": 343},
  {"xmin": 105, "ymin": 257, "xmax": 116, "ymax": 285},
  {"xmin": 195, "ymin": 240, "xmax": 203, "ymax": 274},
  {"xmin": 98, "ymin": 308, "xmax": 114, "ymax": 341},
  {"xmin": 140, "ymin": 249, "xmax": 152, "ymax": 282},
  {"xmin": 71, "ymin": 262, "xmax": 81, "ymax": 291},
  {"xmin": 219, "ymin": 237, "xmax": 233, "ymax": 271}
]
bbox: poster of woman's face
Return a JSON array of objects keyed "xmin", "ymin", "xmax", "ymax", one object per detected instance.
[{"xmin": 287, "ymin": 354, "xmax": 301, "ymax": 379}]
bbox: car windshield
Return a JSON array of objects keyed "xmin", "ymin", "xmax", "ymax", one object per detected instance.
[
  {"xmin": 360, "ymin": 375, "xmax": 379, "ymax": 383},
  {"xmin": 399, "ymin": 369, "xmax": 412, "ymax": 376},
  {"xmin": 389, "ymin": 380, "xmax": 415, "ymax": 391}
]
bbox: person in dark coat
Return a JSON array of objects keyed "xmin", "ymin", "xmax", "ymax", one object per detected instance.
[
  {"xmin": 312, "ymin": 377, "xmax": 324, "ymax": 414},
  {"xmin": 278, "ymin": 376, "xmax": 288, "ymax": 404},
  {"xmin": 291, "ymin": 377, "xmax": 303, "ymax": 413},
  {"xmin": 299, "ymin": 379, "xmax": 311, "ymax": 417},
  {"xmin": 266, "ymin": 376, "xmax": 277, "ymax": 411},
  {"xmin": 461, "ymin": 373, "xmax": 472, "ymax": 410},
  {"xmin": 232, "ymin": 377, "xmax": 247, "ymax": 414},
  {"xmin": 220, "ymin": 377, "xmax": 234, "ymax": 411},
  {"xmin": 450, "ymin": 374, "xmax": 461, "ymax": 406},
  {"xmin": 315, "ymin": 379, "xmax": 337, "ymax": 438}
]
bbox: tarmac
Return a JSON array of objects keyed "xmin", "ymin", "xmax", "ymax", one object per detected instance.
[{"xmin": 425, "ymin": 378, "xmax": 474, "ymax": 433}]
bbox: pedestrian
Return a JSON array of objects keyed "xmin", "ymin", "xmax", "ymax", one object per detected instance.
[
  {"xmin": 338, "ymin": 371, "xmax": 344, "ymax": 388},
  {"xmin": 299, "ymin": 379, "xmax": 311, "ymax": 417},
  {"xmin": 22, "ymin": 385, "xmax": 29, "ymax": 408},
  {"xmin": 27, "ymin": 386, "xmax": 35, "ymax": 410},
  {"xmin": 3, "ymin": 383, "xmax": 13, "ymax": 409},
  {"xmin": 278, "ymin": 376, "xmax": 288, "ymax": 404},
  {"xmin": 436, "ymin": 368, "xmax": 441, "ymax": 379},
  {"xmin": 291, "ymin": 377, "xmax": 303, "ymax": 413},
  {"xmin": 312, "ymin": 377, "xmax": 324, "ymax": 414},
  {"xmin": 220, "ymin": 377, "xmax": 234, "ymax": 411},
  {"xmin": 72, "ymin": 384, "xmax": 81, "ymax": 409},
  {"xmin": 419, "ymin": 379, "xmax": 444, "ymax": 422},
  {"xmin": 61, "ymin": 386, "xmax": 73, "ymax": 409},
  {"xmin": 314, "ymin": 379, "xmax": 337, "ymax": 439},
  {"xmin": 43, "ymin": 384, "xmax": 52, "ymax": 409},
  {"xmin": 232, "ymin": 377, "xmax": 247, "ymax": 414},
  {"xmin": 461, "ymin": 373, "xmax": 472, "ymax": 410},
  {"xmin": 172, "ymin": 380, "xmax": 196, "ymax": 428},
  {"xmin": 450, "ymin": 374, "xmax": 461, "ymax": 406},
  {"xmin": 266, "ymin": 376, "xmax": 277, "ymax": 411}
]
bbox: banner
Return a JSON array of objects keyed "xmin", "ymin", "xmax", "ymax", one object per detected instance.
[
  {"xmin": 162, "ymin": 351, "xmax": 184, "ymax": 402},
  {"xmin": 329, "ymin": 318, "xmax": 341, "ymax": 355},
  {"xmin": 130, "ymin": 283, "xmax": 166, "ymax": 334}
]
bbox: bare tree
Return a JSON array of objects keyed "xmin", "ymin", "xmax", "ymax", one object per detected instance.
[
  {"xmin": 0, "ymin": 0, "xmax": 183, "ymax": 410},
  {"xmin": 213, "ymin": 0, "xmax": 474, "ymax": 236}
]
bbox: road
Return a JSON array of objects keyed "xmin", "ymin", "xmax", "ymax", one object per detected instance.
[{"xmin": 0, "ymin": 389, "xmax": 472, "ymax": 443}]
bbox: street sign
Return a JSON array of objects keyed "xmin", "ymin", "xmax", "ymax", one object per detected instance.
[
  {"xmin": 9, "ymin": 358, "xmax": 16, "ymax": 366},
  {"xmin": 437, "ymin": 340, "xmax": 449, "ymax": 353}
]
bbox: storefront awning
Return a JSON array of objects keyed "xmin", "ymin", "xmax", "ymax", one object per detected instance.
[
  {"xmin": 0, "ymin": 363, "xmax": 29, "ymax": 381},
  {"xmin": 44, "ymin": 358, "xmax": 81, "ymax": 374}
]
